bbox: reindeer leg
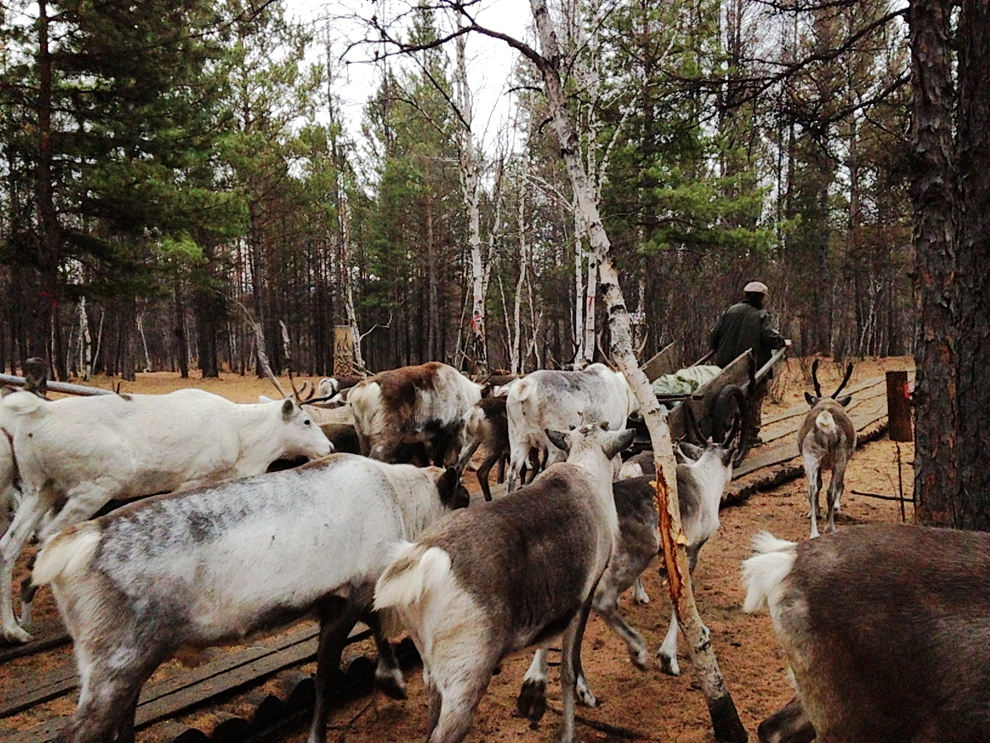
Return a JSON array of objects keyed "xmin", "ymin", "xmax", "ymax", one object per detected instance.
[
  {"xmin": 803, "ymin": 454, "xmax": 823, "ymax": 539},
  {"xmin": 0, "ymin": 490, "xmax": 51, "ymax": 643},
  {"xmin": 477, "ymin": 450, "xmax": 499, "ymax": 502},
  {"xmin": 518, "ymin": 647, "xmax": 549, "ymax": 721},
  {"xmin": 308, "ymin": 598, "xmax": 362, "ymax": 743},
  {"xmin": 826, "ymin": 457, "xmax": 850, "ymax": 534},
  {"xmin": 367, "ymin": 612, "xmax": 406, "ymax": 700}
]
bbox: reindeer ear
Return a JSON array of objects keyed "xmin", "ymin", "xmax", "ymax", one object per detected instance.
[
  {"xmin": 804, "ymin": 392, "xmax": 818, "ymax": 407},
  {"xmin": 281, "ymin": 398, "xmax": 295, "ymax": 418},
  {"xmin": 678, "ymin": 441, "xmax": 703, "ymax": 462},
  {"xmin": 546, "ymin": 429, "xmax": 569, "ymax": 452},
  {"xmin": 604, "ymin": 428, "xmax": 636, "ymax": 459},
  {"xmin": 836, "ymin": 395, "xmax": 852, "ymax": 407},
  {"xmin": 721, "ymin": 445, "xmax": 736, "ymax": 466}
]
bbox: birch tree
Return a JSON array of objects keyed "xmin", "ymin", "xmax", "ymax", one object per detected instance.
[
  {"xmin": 560, "ymin": 0, "xmax": 627, "ymax": 367},
  {"xmin": 363, "ymin": 2, "xmax": 747, "ymax": 739},
  {"xmin": 524, "ymin": 4, "xmax": 745, "ymax": 736},
  {"xmin": 454, "ymin": 31, "xmax": 489, "ymax": 373}
]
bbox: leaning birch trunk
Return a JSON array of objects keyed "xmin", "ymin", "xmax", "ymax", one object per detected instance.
[{"xmin": 529, "ymin": 1, "xmax": 746, "ymax": 738}]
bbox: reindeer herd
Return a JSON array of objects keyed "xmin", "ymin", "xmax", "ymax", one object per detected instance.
[{"xmin": 0, "ymin": 356, "xmax": 986, "ymax": 743}]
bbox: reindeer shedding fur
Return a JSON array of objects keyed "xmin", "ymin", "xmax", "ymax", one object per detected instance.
[
  {"xmin": 375, "ymin": 423, "xmax": 635, "ymax": 743},
  {"xmin": 34, "ymin": 455, "xmax": 468, "ymax": 743},
  {"xmin": 798, "ymin": 361, "xmax": 856, "ymax": 538},
  {"xmin": 744, "ymin": 525, "xmax": 990, "ymax": 743}
]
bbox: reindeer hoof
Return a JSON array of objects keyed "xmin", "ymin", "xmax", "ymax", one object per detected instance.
[
  {"xmin": 576, "ymin": 675, "xmax": 599, "ymax": 708},
  {"xmin": 632, "ymin": 648, "xmax": 649, "ymax": 670},
  {"xmin": 2, "ymin": 624, "xmax": 32, "ymax": 645},
  {"xmin": 517, "ymin": 677, "xmax": 547, "ymax": 722},
  {"xmin": 374, "ymin": 670, "xmax": 408, "ymax": 700},
  {"xmin": 18, "ymin": 605, "xmax": 33, "ymax": 632},
  {"xmin": 657, "ymin": 652, "xmax": 680, "ymax": 676}
]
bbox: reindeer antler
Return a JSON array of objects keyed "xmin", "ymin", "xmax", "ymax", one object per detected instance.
[
  {"xmin": 832, "ymin": 363, "xmax": 854, "ymax": 399},
  {"xmin": 595, "ymin": 330, "xmax": 618, "ymax": 370},
  {"xmin": 811, "ymin": 359, "xmax": 823, "ymax": 399},
  {"xmin": 682, "ymin": 404, "xmax": 706, "ymax": 444},
  {"xmin": 258, "ymin": 348, "xmax": 289, "ymax": 399},
  {"xmin": 635, "ymin": 331, "xmax": 649, "ymax": 359},
  {"xmin": 287, "ymin": 368, "xmax": 306, "ymax": 404}
]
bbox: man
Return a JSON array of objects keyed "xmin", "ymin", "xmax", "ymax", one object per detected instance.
[{"xmin": 710, "ymin": 281, "xmax": 792, "ymax": 445}]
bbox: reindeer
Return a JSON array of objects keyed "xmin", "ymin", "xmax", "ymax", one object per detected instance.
[
  {"xmin": 33, "ymin": 455, "xmax": 469, "ymax": 743},
  {"xmin": 798, "ymin": 360, "xmax": 855, "ymax": 538},
  {"xmin": 0, "ymin": 389, "xmax": 332, "ymax": 643},
  {"xmin": 374, "ymin": 423, "xmax": 635, "ymax": 743},
  {"xmin": 744, "ymin": 525, "xmax": 990, "ymax": 743}
]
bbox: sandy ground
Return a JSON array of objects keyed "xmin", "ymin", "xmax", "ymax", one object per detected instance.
[{"xmin": 0, "ymin": 356, "xmax": 916, "ymax": 743}]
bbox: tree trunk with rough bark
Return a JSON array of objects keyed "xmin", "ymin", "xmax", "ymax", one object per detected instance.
[{"xmin": 912, "ymin": 0, "xmax": 990, "ymax": 529}]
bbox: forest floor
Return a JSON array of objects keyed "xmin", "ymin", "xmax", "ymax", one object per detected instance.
[{"xmin": 1, "ymin": 355, "xmax": 916, "ymax": 743}]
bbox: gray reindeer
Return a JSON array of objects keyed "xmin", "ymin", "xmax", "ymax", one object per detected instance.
[{"xmin": 798, "ymin": 360, "xmax": 855, "ymax": 538}]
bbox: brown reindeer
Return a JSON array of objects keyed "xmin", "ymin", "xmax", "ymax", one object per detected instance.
[{"xmin": 745, "ymin": 525, "xmax": 990, "ymax": 743}]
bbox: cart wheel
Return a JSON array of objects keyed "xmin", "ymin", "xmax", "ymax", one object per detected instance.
[{"xmin": 711, "ymin": 384, "xmax": 750, "ymax": 466}]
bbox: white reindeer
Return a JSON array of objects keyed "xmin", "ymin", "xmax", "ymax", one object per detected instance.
[
  {"xmin": 33, "ymin": 454, "xmax": 469, "ymax": 743},
  {"xmin": 0, "ymin": 388, "xmax": 332, "ymax": 643},
  {"xmin": 504, "ymin": 364, "xmax": 639, "ymax": 491}
]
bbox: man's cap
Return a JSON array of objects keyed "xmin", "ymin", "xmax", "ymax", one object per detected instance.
[{"xmin": 744, "ymin": 281, "xmax": 768, "ymax": 294}]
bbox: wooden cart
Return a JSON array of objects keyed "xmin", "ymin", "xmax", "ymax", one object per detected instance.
[{"xmin": 634, "ymin": 342, "xmax": 788, "ymax": 465}]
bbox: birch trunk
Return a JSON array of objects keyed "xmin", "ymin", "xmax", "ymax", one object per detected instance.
[
  {"xmin": 337, "ymin": 172, "xmax": 366, "ymax": 371},
  {"xmin": 77, "ymin": 297, "xmax": 92, "ymax": 380},
  {"xmin": 512, "ymin": 180, "xmax": 528, "ymax": 375},
  {"xmin": 456, "ymin": 33, "xmax": 488, "ymax": 374},
  {"xmin": 529, "ymin": 1, "xmax": 746, "ymax": 737},
  {"xmin": 583, "ymin": 247, "xmax": 597, "ymax": 365},
  {"xmin": 136, "ymin": 311, "xmax": 152, "ymax": 373},
  {"xmin": 573, "ymin": 208, "xmax": 585, "ymax": 365},
  {"xmin": 327, "ymin": 68, "xmax": 365, "ymax": 371}
]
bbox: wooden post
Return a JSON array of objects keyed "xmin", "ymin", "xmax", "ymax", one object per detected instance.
[{"xmin": 886, "ymin": 370, "xmax": 912, "ymax": 442}]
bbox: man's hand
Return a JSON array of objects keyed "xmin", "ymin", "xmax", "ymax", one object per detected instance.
[{"xmin": 785, "ymin": 339, "xmax": 793, "ymax": 348}]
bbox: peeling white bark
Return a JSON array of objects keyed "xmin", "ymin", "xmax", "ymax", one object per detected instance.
[
  {"xmin": 528, "ymin": 1, "xmax": 746, "ymax": 737},
  {"xmin": 455, "ymin": 33, "xmax": 488, "ymax": 372}
]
